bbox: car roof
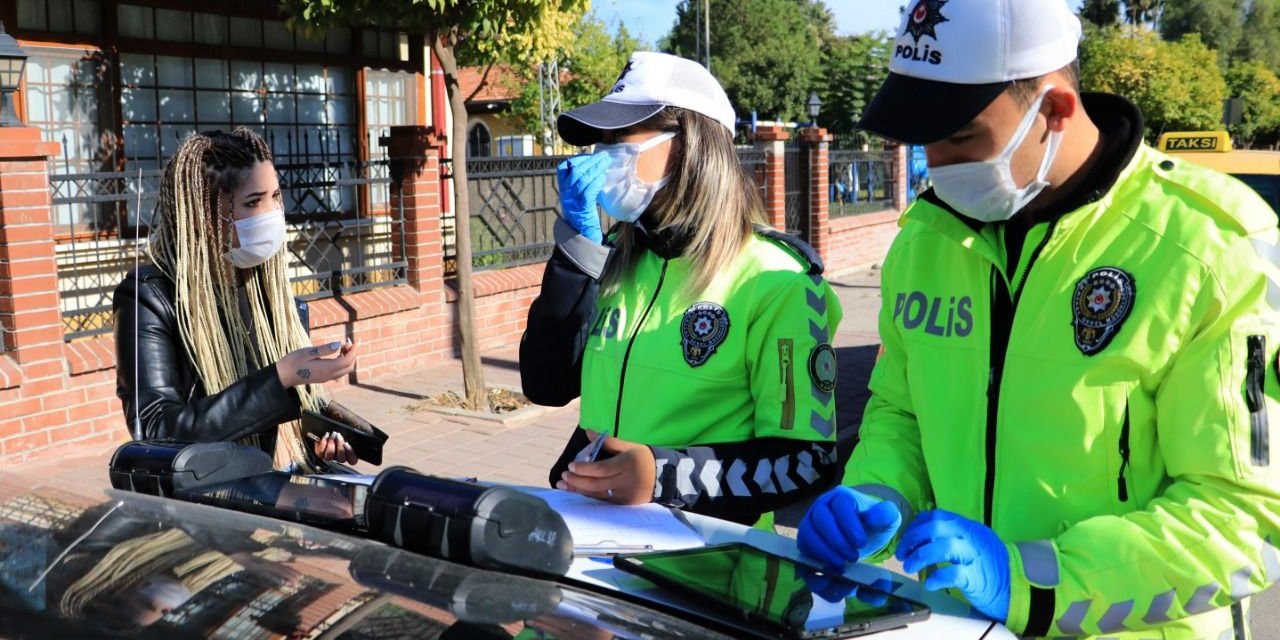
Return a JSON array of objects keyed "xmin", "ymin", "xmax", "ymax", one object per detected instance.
[
  {"xmin": 1169, "ymin": 149, "xmax": 1280, "ymax": 176},
  {"xmin": 0, "ymin": 473, "xmax": 730, "ymax": 639}
]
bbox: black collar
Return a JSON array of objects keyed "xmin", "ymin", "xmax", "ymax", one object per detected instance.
[{"xmin": 631, "ymin": 214, "xmax": 691, "ymax": 260}]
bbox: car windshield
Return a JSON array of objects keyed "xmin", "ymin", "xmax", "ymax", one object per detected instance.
[
  {"xmin": 1235, "ymin": 174, "xmax": 1280, "ymax": 216},
  {"xmin": 0, "ymin": 473, "xmax": 732, "ymax": 639}
]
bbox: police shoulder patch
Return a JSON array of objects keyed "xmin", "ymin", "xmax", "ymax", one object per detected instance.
[
  {"xmin": 681, "ymin": 302, "xmax": 730, "ymax": 367},
  {"xmin": 1072, "ymin": 267, "xmax": 1136, "ymax": 356},
  {"xmin": 809, "ymin": 343, "xmax": 837, "ymax": 393}
]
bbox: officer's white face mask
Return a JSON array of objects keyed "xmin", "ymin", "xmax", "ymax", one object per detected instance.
[
  {"xmin": 930, "ymin": 86, "xmax": 1063, "ymax": 223},
  {"xmin": 594, "ymin": 131, "xmax": 677, "ymax": 222},
  {"xmin": 225, "ymin": 209, "xmax": 286, "ymax": 269}
]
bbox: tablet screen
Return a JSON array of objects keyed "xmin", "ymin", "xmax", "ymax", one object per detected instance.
[{"xmin": 616, "ymin": 543, "xmax": 927, "ymax": 638}]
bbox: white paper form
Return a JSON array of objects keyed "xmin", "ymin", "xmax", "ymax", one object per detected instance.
[{"xmin": 520, "ymin": 488, "xmax": 706, "ymax": 553}]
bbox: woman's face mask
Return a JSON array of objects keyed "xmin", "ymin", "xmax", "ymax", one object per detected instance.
[
  {"xmin": 225, "ymin": 209, "xmax": 286, "ymax": 269},
  {"xmin": 594, "ymin": 131, "xmax": 678, "ymax": 222},
  {"xmin": 929, "ymin": 86, "xmax": 1063, "ymax": 223}
]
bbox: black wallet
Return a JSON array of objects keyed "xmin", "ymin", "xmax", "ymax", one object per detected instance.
[{"xmin": 300, "ymin": 404, "xmax": 389, "ymax": 465}]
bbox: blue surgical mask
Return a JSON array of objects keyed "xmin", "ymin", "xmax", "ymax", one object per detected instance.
[
  {"xmin": 594, "ymin": 131, "xmax": 677, "ymax": 222},
  {"xmin": 929, "ymin": 86, "xmax": 1063, "ymax": 223}
]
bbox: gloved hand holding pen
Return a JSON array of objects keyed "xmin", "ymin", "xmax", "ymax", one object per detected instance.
[{"xmin": 556, "ymin": 153, "xmax": 612, "ymax": 243}]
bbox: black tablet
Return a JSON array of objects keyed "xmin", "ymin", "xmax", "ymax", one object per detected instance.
[{"xmin": 614, "ymin": 543, "xmax": 929, "ymax": 639}]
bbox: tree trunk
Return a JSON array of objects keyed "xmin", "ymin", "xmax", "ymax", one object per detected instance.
[{"xmin": 432, "ymin": 37, "xmax": 487, "ymax": 411}]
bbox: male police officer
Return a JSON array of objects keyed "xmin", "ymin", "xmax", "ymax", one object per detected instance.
[{"xmin": 798, "ymin": 0, "xmax": 1280, "ymax": 637}]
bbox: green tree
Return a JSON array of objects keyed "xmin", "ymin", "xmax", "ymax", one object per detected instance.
[
  {"xmin": 1123, "ymin": 0, "xmax": 1163, "ymax": 27},
  {"xmin": 1160, "ymin": 0, "xmax": 1245, "ymax": 65},
  {"xmin": 281, "ymin": 0, "xmax": 588, "ymax": 410},
  {"xmin": 1225, "ymin": 60, "xmax": 1280, "ymax": 147},
  {"xmin": 1081, "ymin": 27, "xmax": 1228, "ymax": 140},
  {"xmin": 1236, "ymin": 0, "xmax": 1280, "ymax": 72},
  {"xmin": 1081, "ymin": 0, "xmax": 1122, "ymax": 27},
  {"xmin": 503, "ymin": 11, "xmax": 642, "ymax": 140},
  {"xmin": 817, "ymin": 32, "xmax": 891, "ymax": 135},
  {"xmin": 663, "ymin": 0, "xmax": 827, "ymax": 122}
]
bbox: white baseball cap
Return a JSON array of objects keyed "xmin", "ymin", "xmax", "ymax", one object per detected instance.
[
  {"xmin": 557, "ymin": 52, "xmax": 736, "ymax": 146},
  {"xmin": 859, "ymin": 0, "xmax": 1083, "ymax": 145}
]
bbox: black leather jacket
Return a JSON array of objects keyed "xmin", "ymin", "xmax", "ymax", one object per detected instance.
[{"xmin": 113, "ymin": 265, "xmax": 299, "ymax": 448}]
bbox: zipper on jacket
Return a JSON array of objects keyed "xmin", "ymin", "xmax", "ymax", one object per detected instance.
[
  {"xmin": 779, "ymin": 339, "xmax": 796, "ymax": 430},
  {"xmin": 983, "ymin": 221, "xmax": 1058, "ymax": 526},
  {"xmin": 613, "ymin": 260, "xmax": 670, "ymax": 437},
  {"xmin": 1117, "ymin": 402, "xmax": 1131, "ymax": 502},
  {"xmin": 1247, "ymin": 335, "xmax": 1269, "ymax": 466}
]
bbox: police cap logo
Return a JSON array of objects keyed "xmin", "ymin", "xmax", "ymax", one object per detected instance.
[
  {"xmin": 809, "ymin": 344, "xmax": 837, "ymax": 393},
  {"xmin": 681, "ymin": 302, "xmax": 730, "ymax": 367},
  {"xmin": 904, "ymin": 0, "xmax": 949, "ymax": 44},
  {"xmin": 1072, "ymin": 267, "xmax": 1136, "ymax": 356}
]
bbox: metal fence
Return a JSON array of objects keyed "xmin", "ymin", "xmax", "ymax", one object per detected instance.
[
  {"xmin": 49, "ymin": 134, "xmax": 404, "ymax": 341},
  {"xmin": 828, "ymin": 150, "xmax": 896, "ymax": 218},
  {"xmin": 447, "ymin": 156, "xmax": 568, "ymax": 276},
  {"xmin": 446, "ymin": 150, "xmax": 778, "ymax": 276},
  {"xmin": 784, "ymin": 148, "xmax": 811, "ymax": 239}
]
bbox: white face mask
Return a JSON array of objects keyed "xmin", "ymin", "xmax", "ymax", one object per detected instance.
[
  {"xmin": 930, "ymin": 86, "xmax": 1063, "ymax": 223},
  {"xmin": 224, "ymin": 208, "xmax": 287, "ymax": 269},
  {"xmin": 594, "ymin": 131, "xmax": 677, "ymax": 222}
]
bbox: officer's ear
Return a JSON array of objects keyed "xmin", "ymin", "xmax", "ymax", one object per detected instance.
[{"xmin": 1042, "ymin": 84, "xmax": 1078, "ymax": 133}]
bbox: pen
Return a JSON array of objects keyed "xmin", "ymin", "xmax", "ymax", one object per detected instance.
[{"xmin": 574, "ymin": 543, "xmax": 654, "ymax": 555}]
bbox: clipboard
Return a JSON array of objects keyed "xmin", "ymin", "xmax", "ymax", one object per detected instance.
[{"xmin": 300, "ymin": 404, "xmax": 389, "ymax": 465}]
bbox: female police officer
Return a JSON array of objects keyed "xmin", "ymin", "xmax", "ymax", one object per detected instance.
[{"xmin": 520, "ymin": 52, "xmax": 843, "ymax": 526}]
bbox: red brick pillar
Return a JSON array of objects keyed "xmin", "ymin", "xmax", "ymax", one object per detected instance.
[
  {"xmin": 387, "ymin": 126, "xmax": 445, "ymax": 297},
  {"xmin": 753, "ymin": 124, "xmax": 789, "ymax": 231},
  {"xmin": 0, "ymin": 127, "xmax": 67, "ymax": 454},
  {"xmin": 799, "ymin": 127, "xmax": 832, "ymax": 265},
  {"xmin": 889, "ymin": 142, "xmax": 909, "ymax": 211}
]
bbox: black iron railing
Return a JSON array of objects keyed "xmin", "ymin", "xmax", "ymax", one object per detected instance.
[{"xmin": 828, "ymin": 150, "xmax": 896, "ymax": 218}]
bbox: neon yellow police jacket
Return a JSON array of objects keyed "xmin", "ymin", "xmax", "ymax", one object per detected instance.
[{"xmin": 847, "ymin": 143, "xmax": 1280, "ymax": 638}]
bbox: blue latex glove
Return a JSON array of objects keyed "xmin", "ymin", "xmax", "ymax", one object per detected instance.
[
  {"xmin": 797, "ymin": 486, "xmax": 903, "ymax": 569},
  {"xmin": 896, "ymin": 509, "xmax": 1010, "ymax": 622},
  {"xmin": 556, "ymin": 153, "xmax": 611, "ymax": 243}
]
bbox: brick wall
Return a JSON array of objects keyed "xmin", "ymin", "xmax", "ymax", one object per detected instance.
[{"xmin": 827, "ymin": 210, "xmax": 902, "ymax": 275}]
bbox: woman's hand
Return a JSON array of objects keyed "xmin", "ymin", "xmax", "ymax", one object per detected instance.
[
  {"xmin": 556, "ymin": 432, "xmax": 656, "ymax": 504},
  {"xmin": 313, "ymin": 431, "xmax": 358, "ymax": 464},
  {"xmin": 276, "ymin": 339, "xmax": 357, "ymax": 388}
]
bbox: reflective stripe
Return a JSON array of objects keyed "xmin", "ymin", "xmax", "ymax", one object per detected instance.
[
  {"xmin": 726, "ymin": 459, "xmax": 750, "ymax": 497},
  {"xmin": 810, "ymin": 409, "xmax": 835, "ymax": 438},
  {"xmin": 795, "ymin": 451, "xmax": 820, "ymax": 484},
  {"xmin": 1250, "ymin": 238, "xmax": 1280, "ymax": 309},
  {"xmin": 1055, "ymin": 600, "xmax": 1091, "ymax": 636},
  {"xmin": 851, "ymin": 483, "xmax": 915, "ymax": 531},
  {"xmin": 774, "ymin": 455, "xmax": 798, "ymax": 493},
  {"xmin": 809, "ymin": 319, "xmax": 828, "ymax": 344},
  {"xmin": 1143, "ymin": 589, "xmax": 1176, "ymax": 625},
  {"xmin": 675, "ymin": 457, "xmax": 697, "ymax": 498},
  {"xmin": 698, "ymin": 458, "xmax": 723, "ymax": 499},
  {"xmin": 1264, "ymin": 539, "xmax": 1280, "ymax": 583},
  {"xmin": 754, "ymin": 459, "xmax": 778, "ymax": 494},
  {"xmin": 653, "ymin": 459, "xmax": 672, "ymax": 500},
  {"xmin": 1016, "ymin": 540, "xmax": 1059, "ymax": 587},
  {"xmin": 1097, "ymin": 600, "xmax": 1134, "ymax": 634},
  {"xmin": 806, "ymin": 289, "xmax": 827, "ymax": 315},
  {"xmin": 1230, "ymin": 566, "xmax": 1254, "ymax": 600},
  {"xmin": 1185, "ymin": 583, "xmax": 1221, "ymax": 615}
]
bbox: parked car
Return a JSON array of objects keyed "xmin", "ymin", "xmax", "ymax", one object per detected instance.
[
  {"xmin": 0, "ymin": 442, "xmax": 1013, "ymax": 639},
  {"xmin": 1156, "ymin": 130, "xmax": 1280, "ymax": 215}
]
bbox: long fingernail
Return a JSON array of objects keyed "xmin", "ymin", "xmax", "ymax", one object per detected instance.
[
  {"xmin": 329, "ymin": 342, "xmax": 342, "ymax": 350},
  {"xmin": 555, "ymin": 481, "xmax": 567, "ymax": 490},
  {"xmin": 567, "ymin": 463, "xmax": 577, "ymax": 473}
]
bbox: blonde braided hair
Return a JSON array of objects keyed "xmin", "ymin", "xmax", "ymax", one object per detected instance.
[
  {"xmin": 148, "ymin": 128, "xmax": 325, "ymax": 470},
  {"xmin": 59, "ymin": 528, "xmax": 196, "ymax": 618}
]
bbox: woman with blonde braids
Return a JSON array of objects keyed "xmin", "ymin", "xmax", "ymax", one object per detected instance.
[{"xmin": 113, "ymin": 128, "xmax": 357, "ymax": 470}]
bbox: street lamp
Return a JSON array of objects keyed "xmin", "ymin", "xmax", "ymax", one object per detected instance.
[
  {"xmin": 807, "ymin": 92, "xmax": 822, "ymax": 128},
  {"xmin": 0, "ymin": 21, "xmax": 28, "ymax": 127}
]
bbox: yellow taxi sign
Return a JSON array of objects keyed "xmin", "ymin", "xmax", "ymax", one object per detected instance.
[{"xmin": 1157, "ymin": 131, "xmax": 1233, "ymax": 153}]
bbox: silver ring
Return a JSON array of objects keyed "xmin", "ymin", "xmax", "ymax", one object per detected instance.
[{"xmin": 607, "ymin": 488, "xmax": 614, "ymax": 498}]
